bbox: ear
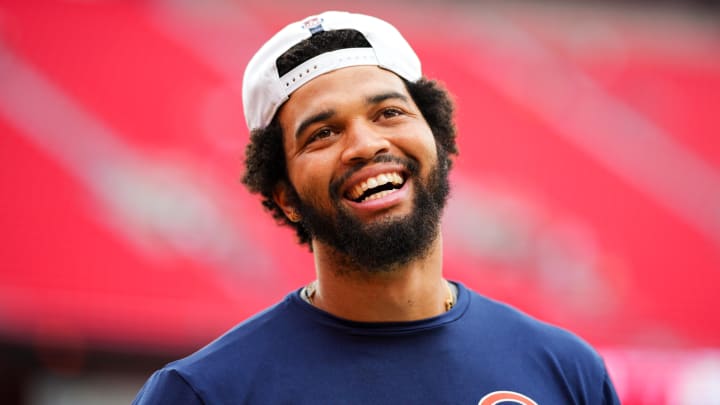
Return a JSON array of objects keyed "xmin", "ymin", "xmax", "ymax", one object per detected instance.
[{"xmin": 273, "ymin": 181, "xmax": 301, "ymax": 223}]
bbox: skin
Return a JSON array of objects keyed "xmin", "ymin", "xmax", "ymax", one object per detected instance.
[{"xmin": 274, "ymin": 66, "xmax": 450, "ymax": 322}]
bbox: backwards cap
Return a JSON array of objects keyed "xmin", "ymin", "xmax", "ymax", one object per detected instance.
[{"xmin": 242, "ymin": 11, "xmax": 422, "ymax": 131}]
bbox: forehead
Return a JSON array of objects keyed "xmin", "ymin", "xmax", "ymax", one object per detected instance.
[{"xmin": 277, "ymin": 66, "xmax": 411, "ymax": 128}]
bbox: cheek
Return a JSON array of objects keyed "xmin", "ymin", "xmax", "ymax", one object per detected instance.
[
  {"xmin": 287, "ymin": 155, "xmax": 335, "ymax": 198},
  {"xmin": 397, "ymin": 126, "xmax": 438, "ymax": 167}
]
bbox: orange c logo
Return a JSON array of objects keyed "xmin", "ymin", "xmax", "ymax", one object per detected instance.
[{"xmin": 478, "ymin": 390, "xmax": 538, "ymax": 405}]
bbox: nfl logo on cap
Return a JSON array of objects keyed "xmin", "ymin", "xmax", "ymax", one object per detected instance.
[{"xmin": 301, "ymin": 16, "xmax": 325, "ymax": 34}]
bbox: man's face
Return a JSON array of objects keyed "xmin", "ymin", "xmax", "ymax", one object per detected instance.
[{"xmin": 276, "ymin": 66, "xmax": 450, "ymax": 270}]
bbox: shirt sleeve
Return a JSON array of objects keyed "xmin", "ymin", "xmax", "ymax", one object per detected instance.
[{"xmin": 133, "ymin": 368, "xmax": 204, "ymax": 405}]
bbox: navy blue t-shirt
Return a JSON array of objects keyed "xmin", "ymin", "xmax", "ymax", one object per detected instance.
[{"xmin": 134, "ymin": 282, "xmax": 619, "ymax": 404}]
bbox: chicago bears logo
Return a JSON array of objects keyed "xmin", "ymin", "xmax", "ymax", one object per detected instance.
[{"xmin": 478, "ymin": 390, "xmax": 538, "ymax": 405}]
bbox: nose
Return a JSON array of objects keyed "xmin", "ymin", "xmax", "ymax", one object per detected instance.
[{"xmin": 340, "ymin": 120, "xmax": 391, "ymax": 165}]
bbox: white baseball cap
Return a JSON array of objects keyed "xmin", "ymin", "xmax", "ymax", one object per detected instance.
[{"xmin": 242, "ymin": 11, "xmax": 422, "ymax": 131}]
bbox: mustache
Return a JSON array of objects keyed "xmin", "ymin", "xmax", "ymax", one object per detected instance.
[{"xmin": 329, "ymin": 154, "xmax": 419, "ymax": 199}]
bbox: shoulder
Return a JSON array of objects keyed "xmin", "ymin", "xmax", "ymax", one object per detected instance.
[
  {"xmin": 178, "ymin": 294, "xmax": 301, "ymax": 370},
  {"xmin": 462, "ymin": 286, "xmax": 610, "ymax": 379},
  {"xmin": 133, "ymin": 368, "xmax": 202, "ymax": 405},
  {"xmin": 460, "ymin": 286, "xmax": 620, "ymax": 402},
  {"xmin": 464, "ymin": 287, "xmax": 594, "ymax": 348},
  {"xmin": 134, "ymin": 293, "xmax": 302, "ymax": 402}
]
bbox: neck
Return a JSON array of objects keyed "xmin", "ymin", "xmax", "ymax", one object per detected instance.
[{"xmin": 308, "ymin": 233, "xmax": 447, "ymax": 322}]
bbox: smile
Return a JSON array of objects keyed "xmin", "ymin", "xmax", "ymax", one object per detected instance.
[{"xmin": 346, "ymin": 172, "xmax": 406, "ymax": 203}]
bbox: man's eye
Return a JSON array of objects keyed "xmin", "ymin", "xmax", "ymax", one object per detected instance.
[
  {"xmin": 308, "ymin": 128, "xmax": 333, "ymax": 143},
  {"xmin": 380, "ymin": 108, "xmax": 403, "ymax": 119}
]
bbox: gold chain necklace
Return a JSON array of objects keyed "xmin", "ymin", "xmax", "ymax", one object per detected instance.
[{"xmin": 303, "ymin": 280, "xmax": 456, "ymax": 312}]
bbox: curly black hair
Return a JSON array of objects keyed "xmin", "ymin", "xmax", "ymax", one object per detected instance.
[{"xmin": 242, "ymin": 29, "xmax": 458, "ymax": 247}]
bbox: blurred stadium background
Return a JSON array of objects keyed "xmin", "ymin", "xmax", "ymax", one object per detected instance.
[{"xmin": 1, "ymin": 0, "xmax": 719, "ymax": 403}]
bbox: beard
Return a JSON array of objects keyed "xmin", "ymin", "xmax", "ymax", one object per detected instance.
[{"xmin": 293, "ymin": 150, "xmax": 451, "ymax": 272}]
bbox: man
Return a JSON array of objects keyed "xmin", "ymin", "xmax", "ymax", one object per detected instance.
[{"xmin": 134, "ymin": 11, "xmax": 620, "ymax": 404}]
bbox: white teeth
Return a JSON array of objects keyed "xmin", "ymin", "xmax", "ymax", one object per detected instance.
[
  {"xmin": 347, "ymin": 171, "xmax": 405, "ymax": 201},
  {"xmin": 365, "ymin": 190, "xmax": 393, "ymax": 201}
]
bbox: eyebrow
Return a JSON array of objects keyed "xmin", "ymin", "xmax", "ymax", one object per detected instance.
[
  {"xmin": 295, "ymin": 109, "xmax": 335, "ymax": 140},
  {"xmin": 366, "ymin": 91, "xmax": 409, "ymax": 105}
]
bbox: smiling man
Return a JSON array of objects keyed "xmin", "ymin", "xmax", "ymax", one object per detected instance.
[{"xmin": 133, "ymin": 11, "xmax": 620, "ymax": 404}]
